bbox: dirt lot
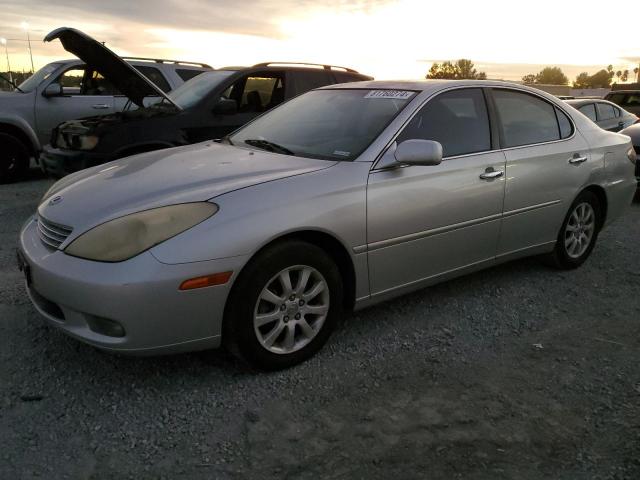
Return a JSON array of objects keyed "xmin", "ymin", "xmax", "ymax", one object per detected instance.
[{"xmin": 1, "ymin": 173, "xmax": 639, "ymax": 479}]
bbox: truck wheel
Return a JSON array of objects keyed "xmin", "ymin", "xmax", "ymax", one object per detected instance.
[{"xmin": 0, "ymin": 133, "xmax": 30, "ymax": 183}]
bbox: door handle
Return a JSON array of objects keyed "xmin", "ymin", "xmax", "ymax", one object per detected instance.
[
  {"xmin": 479, "ymin": 169, "xmax": 504, "ymax": 180},
  {"xmin": 568, "ymin": 154, "xmax": 587, "ymax": 164},
  {"xmin": 91, "ymin": 104, "xmax": 110, "ymax": 109}
]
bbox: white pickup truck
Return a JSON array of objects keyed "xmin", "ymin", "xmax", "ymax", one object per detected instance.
[{"xmin": 0, "ymin": 55, "xmax": 211, "ymax": 182}]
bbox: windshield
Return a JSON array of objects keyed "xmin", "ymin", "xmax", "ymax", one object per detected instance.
[
  {"xmin": 168, "ymin": 70, "xmax": 236, "ymax": 109},
  {"xmin": 230, "ymin": 89, "xmax": 415, "ymax": 161},
  {"xmin": 18, "ymin": 63, "xmax": 61, "ymax": 92}
]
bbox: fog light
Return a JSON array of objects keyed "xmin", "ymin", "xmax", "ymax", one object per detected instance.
[{"xmin": 86, "ymin": 316, "xmax": 126, "ymax": 337}]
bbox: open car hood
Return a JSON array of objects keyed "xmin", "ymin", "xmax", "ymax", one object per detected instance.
[{"xmin": 44, "ymin": 27, "xmax": 181, "ymax": 110}]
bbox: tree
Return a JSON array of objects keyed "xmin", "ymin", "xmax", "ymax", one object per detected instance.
[
  {"xmin": 635, "ymin": 67, "xmax": 639, "ymax": 82},
  {"xmin": 573, "ymin": 72, "xmax": 590, "ymax": 89},
  {"xmin": 426, "ymin": 59, "xmax": 486, "ymax": 80},
  {"xmin": 615, "ymin": 70, "xmax": 622, "ymax": 83},
  {"xmin": 622, "ymin": 70, "xmax": 629, "ymax": 82},
  {"xmin": 587, "ymin": 69, "xmax": 612, "ymax": 88},
  {"xmin": 521, "ymin": 74, "xmax": 537, "ymax": 84},
  {"xmin": 534, "ymin": 66, "xmax": 569, "ymax": 85}
]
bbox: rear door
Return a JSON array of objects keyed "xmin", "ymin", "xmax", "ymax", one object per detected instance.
[
  {"xmin": 35, "ymin": 65, "xmax": 116, "ymax": 145},
  {"xmin": 367, "ymin": 88, "xmax": 506, "ymax": 294},
  {"xmin": 492, "ymin": 88, "xmax": 592, "ymax": 257}
]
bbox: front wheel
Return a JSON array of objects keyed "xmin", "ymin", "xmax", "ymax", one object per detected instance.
[
  {"xmin": 547, "ymin": 190, "xmax": 602, "ymax": 269},
  {"xmin": 224, "ymin": 240, "xmax": 343, "ymax": 370}
]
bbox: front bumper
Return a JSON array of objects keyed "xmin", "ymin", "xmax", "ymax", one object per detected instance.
[
  {"xmin": 18, "ymin": 216, "xmax": 246, "ymax": 355},
  {"xmin": 39, "ymin": 145, "xmax": 112, "ymax": 178}
]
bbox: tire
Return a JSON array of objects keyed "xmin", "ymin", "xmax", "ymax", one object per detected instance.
[
  {"xmin": 0, "ymin": 133, "xmax": 30, "ymax": 183},
  {"xmin": 224, "ymin": 240, "xmax": 343, "ymax": 370},
  {"xmin": 546, "ymin": 190, "xmax": 602, "ymax": 269}
]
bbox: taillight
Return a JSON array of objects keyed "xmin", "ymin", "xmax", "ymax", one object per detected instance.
[{"xmin": 627, "ymin": 146, "xmax": 637, "ymax": 165}]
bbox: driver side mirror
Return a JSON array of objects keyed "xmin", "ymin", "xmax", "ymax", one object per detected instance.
[
  {"xmin": 394, "ymin": 139, "xmax": 443, "ymax": 166},
  {"xmin": 43, "ymin": 82, "xmax": 63, "ymax": 97},
  {"xmin": 212, "ymin": 98, "xmax": 237, "ymax": 115}
]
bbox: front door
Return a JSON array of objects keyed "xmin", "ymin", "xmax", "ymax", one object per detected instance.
[
  {"xmin": 35, "ymin": 65, "xmax": 116, "ymax": 145},
  {"xmin": 367, "ymin": 88, "xmax": 506, "ymax": 295},
  {"xmin": 191, "ymin": 71, "xmax": 286, "ymax": 142}
]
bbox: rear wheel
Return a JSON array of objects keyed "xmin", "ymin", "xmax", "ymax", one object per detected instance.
[
  {"xmin": 0, "ymin": 133, "xmax": 30, "ymax": 183},
  {"xmin": 547, "ymin": 190, "xmax": 601, "ymax": 269},
  {"xmin": 224, "ymin": 240, "xmax": 343, "ymax": 370}
]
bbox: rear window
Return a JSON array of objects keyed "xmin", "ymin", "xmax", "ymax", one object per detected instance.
[
  {"xmin": 493, "ymin": 89, "xmax": 561, "ymax": 147},
  {"xmin": 176, "ymin": 69, "xmax": 205, "ymax": 82},
  {"xmin": 606, "ymin": 93, "xmax": 626, "ymax": 106},
  {"xmin": 134, "ymin": 66, "xmax": 171, "ymax": 92},
  {"xmin": 555, "ymin": 107, "xmax": 573, "ymax": 139}
]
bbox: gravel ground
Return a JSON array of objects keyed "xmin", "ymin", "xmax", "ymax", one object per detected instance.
[{"xmin": 1, "ymin": 173, "xmax": 639, "ymax": 479}]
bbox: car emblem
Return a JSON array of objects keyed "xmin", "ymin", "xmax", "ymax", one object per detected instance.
[{"xmin": 49, "ymin": 195, "xmax": 63, "ymax": 206}]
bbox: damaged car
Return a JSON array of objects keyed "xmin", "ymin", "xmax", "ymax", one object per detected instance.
[
  {"xmin": 39, "ymin": 28, "xmax": 373, "ymax": 177},
  {"xmin": 0, "ymin": 27, "xmax": 210, "ymax": 183}
]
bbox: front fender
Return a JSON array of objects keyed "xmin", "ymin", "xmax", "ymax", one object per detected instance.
[{"xmin": 0, "ymin": 113, "xmax": 40, "ymax": 152}]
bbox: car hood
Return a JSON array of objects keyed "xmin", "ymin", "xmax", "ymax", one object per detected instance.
[
  {"xmin": 44, "ymin": 27, "xmax": 180, "ymax": 110},
  {"xmin": 38, "ymin": 141, "xmax": 336, "ymax": 237}
]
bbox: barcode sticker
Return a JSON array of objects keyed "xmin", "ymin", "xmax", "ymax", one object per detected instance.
[{"xmin": 364, "ymin": 90, "xmax": 415, "ymax": 100}]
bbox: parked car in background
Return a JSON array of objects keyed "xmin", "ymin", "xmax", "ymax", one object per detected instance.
[
  {"xmin": 605, "ymin": 90, "xmax": 640, "ymax": 116},
  {"xmin": 0, "ymin": 31, "xmax": 211, "ymax": 183},
  {"xmin": 19, "ymin": 80, "xmax": 636, "ymax": 369},
  {"xmin": 620, "ymin": 123, "xmax": 640, "ymax": 187},
  {"xmin": 565, "ymin": 99, "xmax": 638, "ymax": 132},
  {"xmin": 39, "ymin": 28, "xmax": 372, "ymax": 178}
]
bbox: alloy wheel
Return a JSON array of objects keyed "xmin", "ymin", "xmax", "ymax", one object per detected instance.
[
  {"xmin": 564, "ymin": 202, "xmax": 595, "ymax": 259},
  {"xmin": 253, "ymin": 265, "xmax": 330, "ymax": 355}
]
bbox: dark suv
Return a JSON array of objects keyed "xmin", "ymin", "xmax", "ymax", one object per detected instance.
[
  {"xmin": 40, "ymin": 30, "xmax": 372, "ymax": 177},
  {"xmin": 605, "ymin": 90, "xmax": 640, "ymax": 116}
]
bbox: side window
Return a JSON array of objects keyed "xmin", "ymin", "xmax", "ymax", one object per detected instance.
[
  {"xmin": 606, "ymin": 93, "xmax": 625, "ymax": 106},
  {"xmin": 84, "ymin": 70, "xmax": 117, "ymax": 96},
  {"xmin": 57, "ymin": 67, "xmax": 85, "ymax": 95},
  {"xmin": 596, "ymin": 102, "xmax": 616, "ymax": 121},
  {"xmin": 626, "ymin": 94, "xmax": 640, "ymax": 107},
  {"xmin": 579, "ymin": 104, "xmax": 597, "ymax": 122},
  {"xmin": 397, "ymin": 88, "xmax": 491, "ymax": 157},
  {"xmin": 134, "ymin": 66, "xmax": 171, "ymax": 92},
  {"xmin": 176, "ymin": 69, "xmax": 204, "ymax": 82},
  {"xmin": 493, "ymin": 89, "xmax": 561, "ymax": 147},
  {"xmin": 555, "ymin": 107, "xmax": 573, "ymax": 139},
  {"xmin": 226, "ymin": 73, "xmax": 285, "ymax": 113},
  {"xmin": 333, "ymin": 72, "xmax": 361, "ymax": 85},
  {"xmin": 293, "ymin": 70, "xmax": 333, "ymax": 94}
]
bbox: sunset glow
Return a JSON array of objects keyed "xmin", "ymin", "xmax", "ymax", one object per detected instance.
[{"xmin": 1, "ymin": 0, "xmax": 638, "ymax": 81}]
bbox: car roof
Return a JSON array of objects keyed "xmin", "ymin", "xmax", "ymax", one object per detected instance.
[
  {"xmin": 320, "ymin": 79, "xmax": 548, "ymax": 93},
  {"xmin": 607, "ymin": 90, "xmax": 640, "ymax": 94},
  {"xmin": 566, "ymin": 98, "xmax": 620, "ymax": 108}
]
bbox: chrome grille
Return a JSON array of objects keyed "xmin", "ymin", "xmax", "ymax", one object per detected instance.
[{"xmin": 37, "ymin": 215, "xmax": 73, "ymax": 249}]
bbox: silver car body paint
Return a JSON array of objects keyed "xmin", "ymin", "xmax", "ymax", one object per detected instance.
[{"xmin": 19, "ymin": 80, "xmax": 637, "ymax": 354}]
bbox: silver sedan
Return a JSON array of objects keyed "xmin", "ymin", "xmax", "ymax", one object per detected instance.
[{"xmin": 18, "ymin": 80, "xmax": 637, "ymax": 369}]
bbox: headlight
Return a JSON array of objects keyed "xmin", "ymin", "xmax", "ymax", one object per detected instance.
[
  {"xmin": 65, "ymin": 203, "xmax": 218, "ymax": 262},
  {"xmin": 77, "ymin": 135, "xmax": 99, "ymax": 151},
  {"xmin": 627, "ymin": 146, "xmax": 637, "ymax": 165}
]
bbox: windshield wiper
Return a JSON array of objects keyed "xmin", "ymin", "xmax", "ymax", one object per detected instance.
[
  {"xmin": 0, "ymin": 72, "xmax": 24, "ymax": 93},
  {"xmin": 244, "ymin": 139, "xmax": 294, "ymax": 156}
]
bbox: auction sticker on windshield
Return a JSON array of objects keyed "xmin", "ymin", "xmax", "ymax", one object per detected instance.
[{"xmin": 364, "ymin": 90, "xmax": 415, "ymax": 100}]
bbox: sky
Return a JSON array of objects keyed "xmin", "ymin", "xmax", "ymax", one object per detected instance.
[{"xmin": 0, "ymin": 0, "xmax": 639, "ymax": 82}]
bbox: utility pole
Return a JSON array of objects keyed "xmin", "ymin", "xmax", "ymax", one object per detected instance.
[
  {"xmin": 21, "ymin": 22, "xmax": 34, "ymax": 73},
  {"xmin": 0, "ymin": 38, "xmax": 12, "ymax": 83}
]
